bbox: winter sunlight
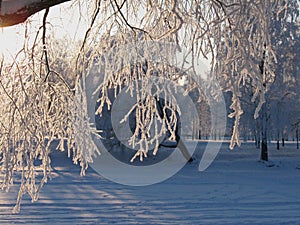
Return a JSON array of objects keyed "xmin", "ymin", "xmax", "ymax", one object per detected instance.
[{"xmin": 0, "ymin": 27, "xmax": 22, "ymax": 62}]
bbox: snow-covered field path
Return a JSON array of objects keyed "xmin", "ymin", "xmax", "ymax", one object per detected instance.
[{"xmin": 1, "ymin": 142, "xmax": 300, "ymax": 224}]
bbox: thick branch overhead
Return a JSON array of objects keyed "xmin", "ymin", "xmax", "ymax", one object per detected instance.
[{"xmin": 0, "ymin": 0, "xmax": 71, "ymax": 27}]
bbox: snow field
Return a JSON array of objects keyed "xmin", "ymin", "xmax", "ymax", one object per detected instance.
[{"xmin": 0, "ymin": 141, "xmax": 300, "ymax": 224}]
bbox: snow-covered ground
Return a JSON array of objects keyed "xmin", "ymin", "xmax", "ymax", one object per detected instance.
[{"xmin": 1, "ymin": 141, "xmax": 300, "ymax": 224}]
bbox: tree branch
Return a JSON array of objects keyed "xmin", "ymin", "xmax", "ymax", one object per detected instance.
[{"xmin": 0, "ymin": 0, "xmax": 71, "ymax": 27}]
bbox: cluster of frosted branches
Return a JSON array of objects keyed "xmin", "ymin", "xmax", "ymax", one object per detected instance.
[
  {"xmin": 89, "ymin": 32, "xmax": 182, "ymax": 162},
  {"xmin": 0, "ymin": 0, "xmax": 297, "ymax": 211},
  {"xmin": 208, "ymin": 1, "xmax": 291, "ymax": 148},
  {"xmin": 0, "ymin": 57, "xmax": 72, "ymax": 212},
  {"xmin": 0, "ymin": 30, "xmax": 94, "ymax": 212},
  {"xmin": 73, "ymin": 80, "xmax": 100, "ymax": 173},
  {"xmin": 76, "ymin": 0, "xmax": 291, "ymax": 149}
]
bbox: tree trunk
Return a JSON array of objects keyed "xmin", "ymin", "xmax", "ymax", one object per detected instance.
[
  {"xmin": 177, "ymin": 139, "xmax": 193, "ymax": 162},
  {"xmin": 277, "ymin": 131, "xmax": 280, "ymax": 150},
  {"xmin": 297, "ymin": 128, "xmax": 299, "ymax": 150},
  {"xmin": 0, "ymin": 0, "xmax": 71, "ymax": 27},
  {"xmin": 256, "ymin": 135, "xmax": 260, "ymax": 149},
  {"xmin": 261, "ymin": 102, "xmax": 268, "ymax": 161},
  {"xmin": 259, "ymin": 44, "xmax": 268, "ymax": 161}
]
